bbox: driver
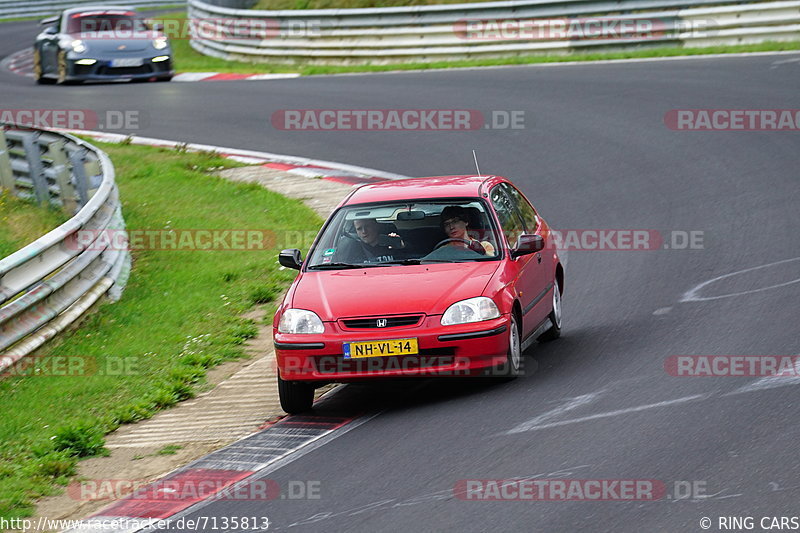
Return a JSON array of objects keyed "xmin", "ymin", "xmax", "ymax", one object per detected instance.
[{"xmin": 439, "ymin": 206, "xmax": 495, "ymax": 255}]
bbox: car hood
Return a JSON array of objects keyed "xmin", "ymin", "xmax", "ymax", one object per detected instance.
[
  {"xmin": 73, "ymin": 35, "xmax": 160, "ymax": 53},
  {"xmin": 292, "ymin": 261, "xmax": 501, "ymax": 320}
]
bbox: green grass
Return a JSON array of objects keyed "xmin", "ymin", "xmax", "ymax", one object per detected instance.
[
  {"xmin": 0, "ymin": 192, "xmax": 69, "ymax": 259},
  {"xmin": 0, "ymin": 143, "xmax": 323, "ymax": 520},
  {"xmin": 156, "ymin": 444, "xmax": 182, "ymax": 455}
]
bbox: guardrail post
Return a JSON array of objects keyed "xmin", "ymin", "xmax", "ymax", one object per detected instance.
[
  {"xmin": 0, "ymin": 130, "xmax": 13, "ymax": 193},
  {"xmin": 21, "ymin": 133, "xmax": 49, "ymax": 205},
  {"xmin": 69, "ymin": 148, "xmax": 90, "ymax": 206},
  {"xmin": 47, "ymin": 139, "xmax": 78, "ymax": 214},
  {"xmin": 84, "ymin": 159, "xmax": 101, "ymax": 194}
]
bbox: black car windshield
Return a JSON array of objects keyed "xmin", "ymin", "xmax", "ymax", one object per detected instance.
[
  {"xmin": 65, "ymin": 12, "xmax": 149, "ymax": 35},
  {"xmin": 306, "ymin": 200, "xmax": 500, "ymax": 269}
]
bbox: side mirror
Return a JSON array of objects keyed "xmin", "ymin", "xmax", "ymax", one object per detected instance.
[
  {"xmin": 279, "ymin": 249, "xmax": 303, "ymax": 270},
  {"xmin": 40, "ymin": 16, "xmax": 58, "ymax": 26},
  {"xmin": 512, "ymin": 234, "xmax": 544, "ymax": 258}
]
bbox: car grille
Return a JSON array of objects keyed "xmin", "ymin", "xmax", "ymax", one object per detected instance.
[
  {"xmin": 99, "ymin": 65, "xmax": 152, "ymax": 76},
  {"xmin": 311, "ymin": 348, "xmax": 456, "ymax": 374},
  {"xmin": 74, "ymin": 64, "xmax": 94, "ymax": 76},
  {"xmin": 340, "ymin": 315, "xmax": 423, "ymax": 329}
]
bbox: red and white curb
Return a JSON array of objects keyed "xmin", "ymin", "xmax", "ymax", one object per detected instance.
[
  {"xmin": 3, "ymin": 48, "xmax": 34, "ymax": 77},
  {"xmin": 172, "ymin": 72, "xmax": 299, "ymax": 82},
  {"xmin": 63, "ymin": 410, "xmax": 374, "ymax": 533},
  {"xmin": 1, "ymin": 48, "xmax": 300, "ymax": 82},
  {"xmin": 58, "ymin": 129, "xmax": 409, "ymax": 185}
]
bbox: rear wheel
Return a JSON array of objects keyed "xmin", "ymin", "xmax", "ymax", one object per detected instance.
[
  {"xmin": 278, "ymin": 372, "xmax": 314, "ymax": 414},
  {"xmin": 538, "ymin": 281, "xmax": 562, "ymax": 342}
]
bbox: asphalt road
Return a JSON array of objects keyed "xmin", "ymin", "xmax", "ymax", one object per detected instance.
[{"xmin": 2, "ymin": 20, "xmax": 800, "ymax": 532}]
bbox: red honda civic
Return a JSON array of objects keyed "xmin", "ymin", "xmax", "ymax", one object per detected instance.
[{"xmin": 273, "ymin": 175, "xmax": 564, "ymax": 413}]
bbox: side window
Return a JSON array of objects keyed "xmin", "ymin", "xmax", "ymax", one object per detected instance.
[
  {"xmin": 490, "ymin": 185, "xmax": 525, "ymax": 247},
  {"xmin": 503, "ymin": 184, "xmax": 539, "ymax": 232}
]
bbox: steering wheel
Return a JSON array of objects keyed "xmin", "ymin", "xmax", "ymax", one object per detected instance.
[{"xmin": 433, "ymin": 238, "xmax": 473, "ymax": 250}]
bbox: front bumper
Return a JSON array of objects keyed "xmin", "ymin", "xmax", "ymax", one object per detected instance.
[
  {"xmin": 274, "ymin": 315, "xmax": 511, "ymax": 381},
  {"xmin": 66, "ymin": 56, "xmax": 173, "ymax": 81}
]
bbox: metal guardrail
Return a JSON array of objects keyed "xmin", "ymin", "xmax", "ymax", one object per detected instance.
[
  {"xmin": 187, "ymin": 0, "xmax": 800, "ymax": 64},
  {"xmin": 0, "ymin": 124, "xmax": 130, "ymax": 370},
  {"xmin": 0, "ymin": 0, "xmax": 186, "ymax": 20}
]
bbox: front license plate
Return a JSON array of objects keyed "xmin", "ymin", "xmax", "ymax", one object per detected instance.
[
  {"xmin": 111, "ymin": 58, "xmax": 143, "ymax": 67},
  {"xmin": 343, "ymin": 338, "xmax": 418, "ymax": 359}
]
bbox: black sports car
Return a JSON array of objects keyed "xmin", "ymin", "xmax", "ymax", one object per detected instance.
[{"xmin": 33, "ymin": 5, "xmax": 174, "ymax": 84}]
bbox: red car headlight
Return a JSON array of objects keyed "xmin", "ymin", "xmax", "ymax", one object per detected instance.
[
  {"xmin": 278, "ymin": 309, "xmax": 324, "ymax": 334},
  {"xmin": 441, "ymin": 297, "xmax": 500, "ymax": 326}
]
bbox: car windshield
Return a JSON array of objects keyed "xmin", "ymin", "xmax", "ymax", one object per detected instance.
[
  {"xmin": 306, "ymin": 200, "xmax": 501, "ymax": 269},
  {"xmin": 65, "ymin": 12, "xmax": 148, "ymax": 35}
]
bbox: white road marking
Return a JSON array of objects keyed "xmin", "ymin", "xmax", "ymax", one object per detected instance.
[
  {"xmin": 505, "ymin": 392, "xmax": 602, "ymax": 434},
  {"xmin": 681, "ymin": 256, "xmax": 800, "ymax": 302},
  {"xmin": 771, "ymin": 57, "xmax": 800, "ymax": 68},
  {"xmin": 726, "ymin": 357, "xmax": 800, "ymax": 395},
  {"xmin": 504, "ymin": 393, "xmax": 709, "ymax": 434}
]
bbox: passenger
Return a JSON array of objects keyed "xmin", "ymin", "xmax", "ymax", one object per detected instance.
[
  {"xmin": 339, "ymin": 218, "xmax": 405, "ymax": 263},
  {"xmin": 439, "ymin": 206, "xmax": 495, "ymax": 255}
]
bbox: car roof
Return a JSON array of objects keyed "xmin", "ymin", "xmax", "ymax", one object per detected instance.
[
  {"xmin": 62, "ymin": 6, "xmax": 138, "ymax": 17},
  {"xmin": 343, "ymin": 175, "xmax": 509, "ymax": 206}
]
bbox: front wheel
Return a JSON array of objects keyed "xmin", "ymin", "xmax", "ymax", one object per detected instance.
[
  {"xmin": 56, "ymin": 50, "xmax": 69, "ymax": 84},
  {"xmin": 494, "ymin": 314, "xmax": 523, "ymax": 379},
  {"xmin": 33, "ymin": 49, "xmax": 53, "ymax": 85},
  {"xmin": 278, "ymin": 372, "xmax": 314, "ymax": 414},
  {"xmin": 538, "ymin": 281, "xmax": 562, "ymax": 342}
]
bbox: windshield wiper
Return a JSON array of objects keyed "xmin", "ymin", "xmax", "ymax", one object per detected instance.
[
  {"xmin": 379, "ymin": 258, "xmax": 423, "ymax": 265},
  {"xmin": 418, "ymin": 257, "xmax": 496, "ymax": 263},
  {"xmin": 307, "ymin": 262, "xmax": 384, "ymax": 270}
]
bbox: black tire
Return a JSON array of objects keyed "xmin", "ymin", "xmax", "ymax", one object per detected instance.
[
  {"xmin": 494, "ymin": 314, "xmax": 523, "ymax": 379},
  {"xmin": 56, "ymin": 50, "xmax": 68, "ymax": 84},
  {"xmin": 278, "ymin": 372, "xmax": 314, "ymax": 414},
  {"xmin": 538, "ymin": 281, "xmax": 562, "ymax": 342},
  {"xmin": 33, "ymin": 49, "xmax": 54, "ymax": 85}
]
